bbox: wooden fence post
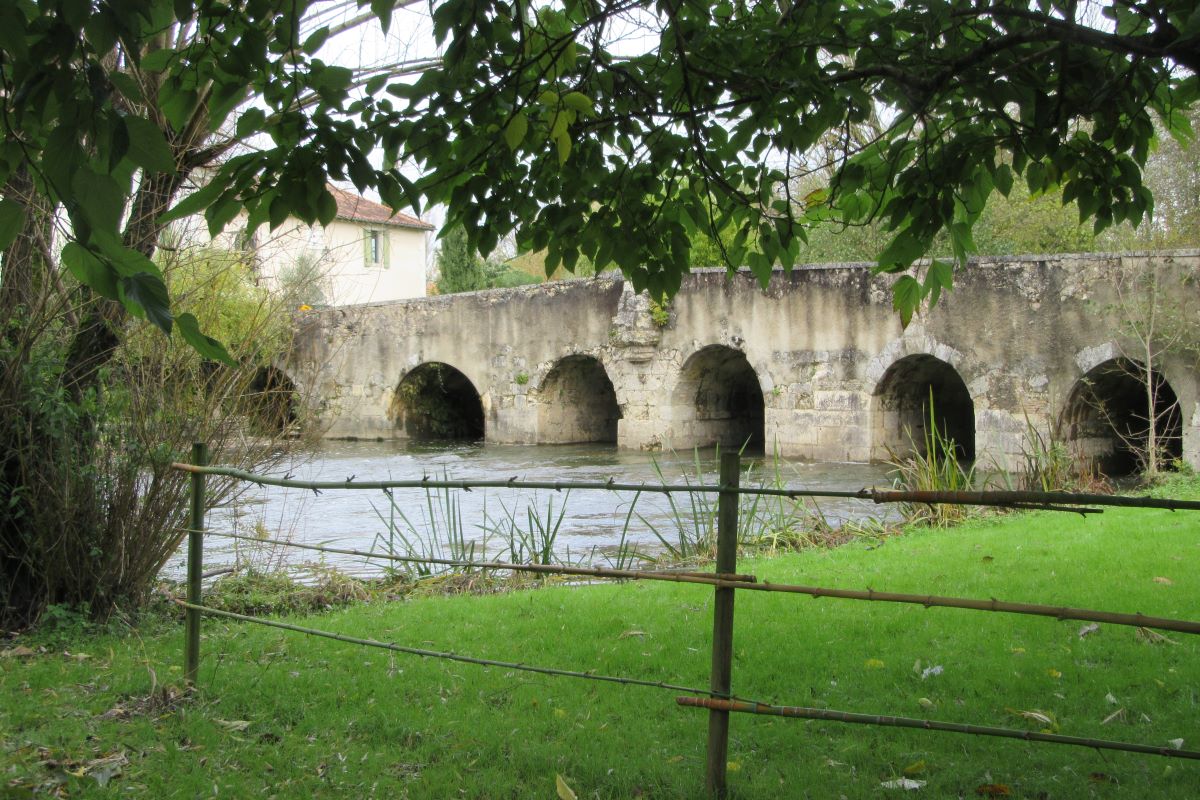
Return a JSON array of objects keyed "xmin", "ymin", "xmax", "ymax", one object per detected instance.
[
  {"xmin": 706, "ymin": 451, "xmax": 740, "ymax": 797},
  {"xmin": 184, "ymin": 441, "xmax": 207, "ymax": 686}
]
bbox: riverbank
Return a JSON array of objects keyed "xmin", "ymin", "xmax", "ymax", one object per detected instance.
[{"xmin": 4, "ymin": 478, "xmax": 1199, "ymax": 798}]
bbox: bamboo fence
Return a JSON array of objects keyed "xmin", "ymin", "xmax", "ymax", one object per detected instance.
[{"xmin": 173, "ymin": 447, "xmax": 1200, "ymax": 797}]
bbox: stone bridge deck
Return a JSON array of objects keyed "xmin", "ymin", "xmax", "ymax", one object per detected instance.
[{"xmin": 288, "ymin": 251, "xmax": 1200, "ymax": 473}]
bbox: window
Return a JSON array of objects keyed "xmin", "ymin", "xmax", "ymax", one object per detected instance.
[{"xmin": 364, "ymin": 229, "xmax": 388, "ymax": 268}]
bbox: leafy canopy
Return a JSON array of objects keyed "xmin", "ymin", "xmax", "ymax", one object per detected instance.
[{"xmin": 2, "ymin": 0, "xmax": 1197, "ymax": 340}]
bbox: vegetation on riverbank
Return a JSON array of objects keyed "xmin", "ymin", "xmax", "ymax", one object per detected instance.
[{"xmin": 3, "ymin": 475, "xmax": 1199, "ymax": 798}]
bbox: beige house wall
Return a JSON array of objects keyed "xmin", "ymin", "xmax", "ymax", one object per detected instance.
[{"xmin": 247, "ymin": 217, "xmax": 428, "ymax": 306}]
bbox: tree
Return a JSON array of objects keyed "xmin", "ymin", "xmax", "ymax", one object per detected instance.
[
  {"xmin": 401, "ymin": 0, "xmax": 1198, "ymax": 322},
  {"xmin": 435, "ymin": 225, "xmax": 488, "ymax": 293},
  {"xmin": 1, "ymin": 0, "xmax": 1198, "ymax": 622}
]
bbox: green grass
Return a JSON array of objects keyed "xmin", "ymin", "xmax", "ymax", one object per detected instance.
[{"xmin": 3, "ymin": 483, "xmax": 1200, "ymax": 798}]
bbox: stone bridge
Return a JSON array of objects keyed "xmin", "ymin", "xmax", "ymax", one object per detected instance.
[{"xmin": 287, "ymin": 251, "xmax": 1200, "ymax": 474}]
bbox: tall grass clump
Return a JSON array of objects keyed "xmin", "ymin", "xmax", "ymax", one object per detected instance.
[
  {"xmin": 371, "ymin": 478, "xmax": 480, "ymax": 580},
  {"xmin": 888, "ymin": 401, "xmax": 975, "ymax": 526}
]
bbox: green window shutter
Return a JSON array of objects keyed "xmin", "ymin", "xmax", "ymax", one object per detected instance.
[
  {"xmin": 362, "ymin": 230, "xmax": 372, "ymax": 267},
  {"xmin": 381, "ymin": 230, "xmax": 391, "ymax": 269}
]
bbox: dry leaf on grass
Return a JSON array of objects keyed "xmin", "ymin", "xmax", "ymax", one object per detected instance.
[
  {"xmin": 556, "ymin": 773, "xmax": 578, "ymax": 800},
  {"xmin": 880, "ymin": 777, "xmax": 925, "ymax": 790},
  {"xmin": 1135, "ymin": 627, "xmax": 1179, "ymax": 646}
]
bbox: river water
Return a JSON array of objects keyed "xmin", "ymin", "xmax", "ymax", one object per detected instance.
[{"xmin": 165, "ymin": 441, "xmax": 897, "ymax": 579}]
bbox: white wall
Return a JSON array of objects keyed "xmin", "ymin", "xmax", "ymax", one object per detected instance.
[{"xmin": 195, "ymin": 214, "xmax": 428, "ymax": 306}]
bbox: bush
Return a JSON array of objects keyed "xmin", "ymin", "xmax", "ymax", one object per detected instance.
[{"xmin": 0, "ymin": 246, "xmax": 315, "ymax": 629}]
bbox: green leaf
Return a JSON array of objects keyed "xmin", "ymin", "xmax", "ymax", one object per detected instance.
[
  {"xmin": 302, "ymin": 26, "xmax": 329, "ymax": 55},
  {"xmin": 70, "ymin": 168, "xmax": 124, "ymax": 234},
  {"xmin": 176, "ymin": 312, "xmax": 236, "ymax": 366},
  {"xmin": 0, "ymin": 199, "xmax": 23, "ymax": 252},
  {"xmin": 316, "ymin": 189, "xmax": 338, "ymax": 226},
  {"xmin": 61, "ymin": 243, "xmax": 119, "ymax": 300},
  {"xmin": 123, "ymin": 116, "xmax": 177, "ymax": 173},
  {"xmin": 119, "ymin": 272, "xmax": 173, "ymax": 333},
  {"xmin": 158, "ymin": 180, "xmax": 224, "ymax": 225},
  {"xmin": 923, "ymin": 259, "xmax": 953, "ymax": 309},
  {"xmin": 562, "ymin": 91, "xmax": 592, "ymax": 116},
  {"xmin": 371, "ymin": 0, "xmax": 395, "ymax": 32},
  {"xmin": 892, "ymin": 275, "xmax": 923, "ymax": 328},
  {"xmin": 555, "ymin": 131, "xmax": 572, "ymax": 165},
  {"xmin": 504, "ymin": 113, "xmax": 529, "ymax": 151},
  {"xmin": 140, "ymin": 48, "xmax": 175, "ymax": 72}
]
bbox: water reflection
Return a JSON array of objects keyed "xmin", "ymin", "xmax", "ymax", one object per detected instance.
[{"xmin": 165, "ymin": 441, "xmax": 896, "ymax": 579}]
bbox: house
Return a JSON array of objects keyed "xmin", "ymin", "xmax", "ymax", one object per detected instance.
[{"xmin": 222, "ymin": 185, "xmax": 434, "ymax": 306}]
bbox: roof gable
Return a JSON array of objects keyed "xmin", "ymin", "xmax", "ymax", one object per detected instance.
[{"xmin": 328, "ymin": 185, "xmax": 434, "ymax": 231}]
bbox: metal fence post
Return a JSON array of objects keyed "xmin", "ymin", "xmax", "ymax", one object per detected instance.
[
  {"xmin": 706, "ymin": 451, "xmax": 740, "ymax": 797},
  {"xmin": 185, "ymin": 441, "xmax": 208, "ymax": 686}
]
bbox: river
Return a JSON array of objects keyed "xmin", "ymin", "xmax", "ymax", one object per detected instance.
[{"xmin": 165, "ymin": 441, "xmax": 897, "ymax": 579}]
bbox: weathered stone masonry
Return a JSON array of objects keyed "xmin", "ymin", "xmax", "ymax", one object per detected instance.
[{"xmin": 287, "ymin": 251, "xmax": 1200, "ymax": 472}]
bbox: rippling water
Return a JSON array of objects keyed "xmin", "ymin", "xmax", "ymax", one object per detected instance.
[{"xmin": 164, "ymin": 440, "xmax": 896, "ymax": 579}]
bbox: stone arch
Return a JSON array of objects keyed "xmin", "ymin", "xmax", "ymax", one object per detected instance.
[
  {"xmin": 871, "ymin": 354, "xmax": 975, "ymax": 461},
  {"xmin": 241, "ymin": 365, "xmax": 298, "ymax": 433},
  {"xmin": 670, "ymin": 344, "xmax": 765, "ymax": 451},
  {"xmin": 1060, "ymin": 357, "xmax": 1183, "ymax": 476},
  {"xmin": 388, "ymin": 362, "xmax": 485, "ymax": 441},
  {"xmin": 533, "ymin": 354, "xmax": 622, "ymax": 443}
]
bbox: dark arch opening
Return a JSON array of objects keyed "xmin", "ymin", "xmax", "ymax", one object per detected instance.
[
  {"xmin": 390, "ymin": 363, "xmax": 484, "ymax": 441},
  {"xmin": 672, "ymin": 345, "xmax": 765, "ymax": 452},
  {"xmin": 241, "ymin": 366, "xmax": 297, "ymax": 434},
  {"xmin": 873, "ymin": 354, "xmax": 975, "ymax": 461},
  {"xmin": 536, "ymin": 355, "xmax": 622, "ymax": 443},
  {"xmin": 1061, "ymin": 358, "xmax": 1182, "ymax": 476}
]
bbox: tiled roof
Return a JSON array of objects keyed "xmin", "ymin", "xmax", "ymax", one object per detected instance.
[{"xmin": 328, "ymin": 185, "xmax": 434, "ymax": 230}]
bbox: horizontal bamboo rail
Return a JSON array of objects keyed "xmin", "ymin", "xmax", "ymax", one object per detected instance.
[
  {"xmin": 170, "ymin": 462, "xmax": 1200, "ymax": 513},
  {"xmin": 172, "ymin": 598, "xmax": 738, "ymax": 700},
  {"xmin": 196, "ymin": 529, "xmax": 1200, "ymax": 636},
  {"xmin": 676, "ymin": 697, "xmax": 1200, "ymax": 761}
]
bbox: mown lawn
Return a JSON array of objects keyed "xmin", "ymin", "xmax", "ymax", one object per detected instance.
[{"xmin": 3, "ymin": 481, "xmax": 1200, "ymax": 798}]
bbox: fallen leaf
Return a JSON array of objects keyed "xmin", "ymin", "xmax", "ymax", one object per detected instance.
[
  {"xmin": 617, "ymin": 630, "xmax": 646, "ymax": 639},
  {"xmin": 975, "ymin": 784, "xmax": 1011, "ymax": 797},
  {"xmin": 1153, "ymin": 576, "xmax": 1173, "ymax": 585},
  {"xmin": 1009, "ymin": 708, "xmax": 1058, "ymax": 731},
  {"xmin": 214, "ymin": 719, "xmax": 251, "ymax": 732},
  {"xmin": 921, "ymin": 665, "xmax": 943, "ymax": 680},
  {"xmin": 865, "ymin": 658, "xmax": 885, "ymax": 669},
  {"xmin": 1105, "ymin": 693, "xmax": 1119, "ymax": 705},
  {"xmin": 1136, "ymin": 627, "xmax": 1179, "ymax": 646},
  {"xmin": 981, "ymin": 555, "xmax": 994, "ymax": 563},
  {"xmin": 918, "ymin": 697, "xmax": 936, "ymax": 710},
  {"xmin": 1, "ymin": 646, "xmax": 37, "ymax": 659},
  {"xmin": 554, "ymin": 708, "xmax": 567, "ymax": 719},
  {"xmin": 903, "ymin": 760, "xmax": 926, "ymax": 776},
  {"xmin": 726, "ymin": 761, "xmax": 742, "ymax": 772},
  {"xmin": 1088, "ymin": 772, "xmax": 1117, "ymax": 784},
  {"xmin": 1168, "ymin": 738, "xmax": 1185, "ymax": 749},
  {"xmin": 1078, "ymin": 623, "xmax": 1100, "ymax": 639},
  {"xmin": 1047, "ymin": 668, "xmax": 1062, "ymax": 679},
  {"xmin": 1101, "ymin": 708, "xmax": 1126, "ymax": 725},
  {"xmin": 880, "ymin": 777, "xmax": 925, "ymax": 790},
  {"xmin": 555, "ymin": 773, "xmax": 578, "ymax": 800}
]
